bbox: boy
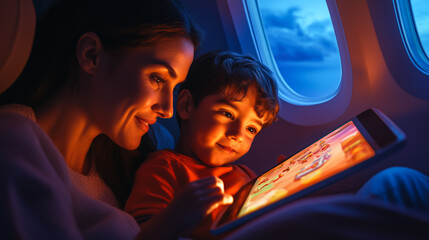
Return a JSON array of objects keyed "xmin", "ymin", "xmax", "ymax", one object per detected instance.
[{"xmin": 125, "ymin": 51, "xmax": 279, "ymax": 239}]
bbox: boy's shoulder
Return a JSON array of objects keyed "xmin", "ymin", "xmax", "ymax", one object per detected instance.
[
  {"xmin": 137, "ymin": 149, "xmax": 203, "ymax": 179},
  {"xmin": 143, "ymin": 149, "xmax": 179, "ymax": 167},
  {"xmin": 143, "ymin": 149, "xmax": 257, "ymax": 178},
  {"xmin": 144, "ymin": 149, "xmax": 197, "ymax": 168},
  {"xmin": 146, "ymin": 149, "xmax": 184, "ymax": 162}
]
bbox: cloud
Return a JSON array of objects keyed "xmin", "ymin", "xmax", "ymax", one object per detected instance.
[
  {"xmin": 261, "ymin": 7, "xmax": 338, "ymax": 62},
  {"xmin": 263, "ymin": 7, "xmax": 302, "ymax": 32}
]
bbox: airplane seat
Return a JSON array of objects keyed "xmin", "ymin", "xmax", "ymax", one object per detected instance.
[
  {"xmin": 147, "ymin": 122, "xmax": 176, "ymax": 150},
  {"xmin": 0, "ymin": 0, "xmax": 36, "ymax": 95}
]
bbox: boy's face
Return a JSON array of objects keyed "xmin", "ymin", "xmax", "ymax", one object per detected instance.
[{"xmin": 179, "ymin": 92, "xmax": 265, "ymax": 167}]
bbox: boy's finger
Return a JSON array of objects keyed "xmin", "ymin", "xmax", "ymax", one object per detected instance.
[
  {"xmin": 192, "ymin": 176, "xmax": 225, "ymax": 191},
  {"xmin": 196, "ymin": 178, "xmax": 225, "ymax": 197},
  {"xmin": 204, "ymin": 194, "xmax": 234, "ymax": 214},
  {"xmin": 193, "ymin": 176, "xmax": 218, "ymax": 186},
  {"xmin": 214, "ymin": 177, "xmax": 225, "ymax": 194},
  {"xmin": 197, "ymin": 186, "xmax": 223, "ymax": 197},
  {"xmin": 223, "ymin": 194, "xmax": 234, "ymax": 205}
]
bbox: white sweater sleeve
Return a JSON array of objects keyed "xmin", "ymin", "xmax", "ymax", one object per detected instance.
[
  {"xmin": 0, "ymin": 111, "xmax": 140, "ymax": 240},
  {"xmin": 0, "ymin": 112, "xmax": 84, "ymax": 239}
]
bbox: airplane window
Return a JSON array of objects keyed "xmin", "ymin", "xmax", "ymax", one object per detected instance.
[
  {"xmin": 395, "ymin": 0, "xmax": 429, "ymax": 74},
  {"xmin": 218, "ymin": 0, "xmax": 351, "ymax": 124},
  {"xmin": 410, "ymin": 0, "xmax": 429, "ymax": 62},
  {"xmin": 256, "ymin": 0, "xmax": 342, "ymax": 105}
]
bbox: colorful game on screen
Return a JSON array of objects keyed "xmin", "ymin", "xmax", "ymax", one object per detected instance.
[{"xmin": 237, "ymin": 121, "xmax": 375, "ymax": 217}]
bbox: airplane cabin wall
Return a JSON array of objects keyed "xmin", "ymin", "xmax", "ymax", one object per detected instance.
[{"xmin": 181, "ymin": 0, "xmax": 429, "ymax": 194}]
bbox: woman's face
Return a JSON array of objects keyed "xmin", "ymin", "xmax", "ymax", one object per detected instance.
[{"xmin": 87, "ymin": 37, "xmax": 194, "ymax": 150}]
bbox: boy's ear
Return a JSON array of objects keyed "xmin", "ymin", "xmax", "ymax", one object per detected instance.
[
  {"xmin": 76, "ymin": 32, "xmax": 102, "ymax": 74},
  {"xmin": 177, "ymin": 89, "xmax": 194, "ymax": 120}
]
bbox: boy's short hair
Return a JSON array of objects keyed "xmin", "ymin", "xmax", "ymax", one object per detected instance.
[{"xmin": 179, "ymin": 51, "xmax": 279, "ymax": 127}]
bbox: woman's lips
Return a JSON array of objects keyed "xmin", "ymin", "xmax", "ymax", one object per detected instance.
[{"xmin": 135, "ymin": 117, "xmax": 154, "ymax": 132}]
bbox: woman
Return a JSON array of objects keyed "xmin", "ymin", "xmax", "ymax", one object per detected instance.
[{"xmin": 0, "ymin": 0, "xmax": 202, "ymax": 239}]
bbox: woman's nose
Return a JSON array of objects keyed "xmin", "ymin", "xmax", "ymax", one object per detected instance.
[{"xmin": 152, "ymin": 91, "xmax": 174, "ymax": 119}]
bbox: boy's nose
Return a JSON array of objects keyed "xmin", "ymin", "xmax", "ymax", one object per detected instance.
[{"xmin": 226, "ymin": 124, "xmax": 244, "ymax": 142}]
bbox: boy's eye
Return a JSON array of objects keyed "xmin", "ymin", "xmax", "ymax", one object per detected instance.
[
  {"xmin": 247, "ymin": 127, "xmax": 258, "ymax": 135},
  {"xmin": 222, "ymin": 111, "xmax": 234, "ymax": 119}
]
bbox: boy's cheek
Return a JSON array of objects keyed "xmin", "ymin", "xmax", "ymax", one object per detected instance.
[{"xmin": 239, "ymin": 141, "xmax": 253, "ymax": 156}]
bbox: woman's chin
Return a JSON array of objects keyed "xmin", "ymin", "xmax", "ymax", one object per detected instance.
[{"xmin": 117, "ymin": 137, "xmax": 142, "ymax": 151}]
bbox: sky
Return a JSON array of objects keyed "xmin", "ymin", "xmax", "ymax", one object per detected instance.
[
  {"xmin": 256, "ymin": 0, "xmax": 429, "ymax": 98},
  {"xmin": 410, "ymin": 0, "xmax": 429, "ymax": 57},
  {"xmin": 257, "ymin": 0, "xmax": 342, "ymax": 98}
]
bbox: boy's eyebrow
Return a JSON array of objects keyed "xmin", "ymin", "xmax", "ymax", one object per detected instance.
[
  {"xmin": 252, "ymin": 119, "xmax": 264, "ymax": 128},
  {"xmin": 215, "ymin": 99, "xmax": 264, "ymax": 127}
]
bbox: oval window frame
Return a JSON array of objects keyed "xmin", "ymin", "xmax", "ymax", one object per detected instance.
[{"xmin": 217, "ymin": 0, "xmax": 352, "ymax": 125}]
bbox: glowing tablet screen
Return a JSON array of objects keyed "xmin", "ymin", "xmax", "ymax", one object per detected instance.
[{"xmin": 237, "ymin": 121, "xmax": 375, "ymax": 217}]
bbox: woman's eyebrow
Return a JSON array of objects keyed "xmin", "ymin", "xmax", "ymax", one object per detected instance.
[{"xmin": 152, "ymin": 60, "xmax": 177, "ymax": 79}]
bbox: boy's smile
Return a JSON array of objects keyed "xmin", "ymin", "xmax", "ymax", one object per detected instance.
[
  {"xmin": 177, "ymin": 93, "xmax": 265, "ymax": 167},
  {"xmin": 216, "ymin": 143, "xmax": 237, "ymax": 153}
]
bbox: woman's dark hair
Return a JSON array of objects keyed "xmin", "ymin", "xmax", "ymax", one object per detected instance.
[
  {"xmin": 0, "ymin": 0, "xmax": 202, "ymax": 107},
  {"xmin": 0, "ymin": 0, "xmax": 202, "ymax": 208},
  {"xmin": 180, "ymin": 51, "xmax": 279, "ymax": 127}
]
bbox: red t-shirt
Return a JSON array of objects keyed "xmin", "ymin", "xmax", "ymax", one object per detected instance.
[{"xmin": 125, "ymin": 149, "xmax": 256, "ymax": 238}]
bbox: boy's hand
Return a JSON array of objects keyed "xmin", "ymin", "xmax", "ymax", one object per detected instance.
[{"xmin": 168, "ymin": 176, "xmax": 233, "ymax": 231}]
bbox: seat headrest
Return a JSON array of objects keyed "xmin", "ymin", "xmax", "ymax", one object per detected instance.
[{"xmin": 0, "ymin": 0, "xmax": 36, "ymax": 94}]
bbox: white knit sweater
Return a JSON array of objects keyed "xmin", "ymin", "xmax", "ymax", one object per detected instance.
[{"xmin": 0, "ymin": 104, "xmax": 140, "ymax": 239}]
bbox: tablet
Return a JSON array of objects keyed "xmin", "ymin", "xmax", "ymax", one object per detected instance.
[{"xmin": 210, "ymin": 108, "xmax": 406, "ymax": 234}]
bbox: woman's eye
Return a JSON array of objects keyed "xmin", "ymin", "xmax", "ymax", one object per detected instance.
[{"xmin": 150, "ymin": 75, "xmax": 166, "ymax": 86}]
